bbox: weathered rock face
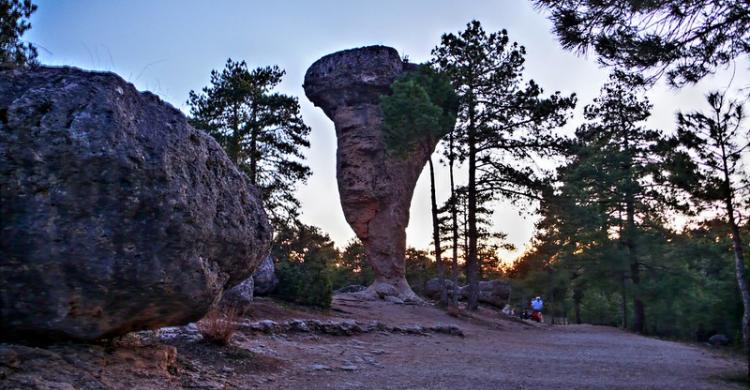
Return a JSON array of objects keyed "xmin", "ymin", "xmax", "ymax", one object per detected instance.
[
  {"xmin": 0, "ymin": 66, "xmax": 272, "ymax": 341},
  {"xmin": 252, "ymin": 255, "xmax": 278, "ymax": 296},
  {"xmin": 304, "ymin": 46, "xmax": 434, "ymax": 301}
]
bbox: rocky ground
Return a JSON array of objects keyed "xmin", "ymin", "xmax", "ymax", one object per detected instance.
[{"xmin": 1, "ymin": 295, "xmax": 745, "ymax": 389}]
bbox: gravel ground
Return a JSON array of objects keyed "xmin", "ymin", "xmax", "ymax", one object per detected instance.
[
  {"xmin": 260, "ymin": 297, "xmax": 746, "ymax": 389},
  {"xmin": 1, "ymin": 297, "xmax": 744, "ymax": 389}
]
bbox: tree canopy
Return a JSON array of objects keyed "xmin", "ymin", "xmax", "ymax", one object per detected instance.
[
  {"xmin": 380, "ymin": 64, "xmax": 458, "ymax": 156},
  {"xmin": 432, "ymin": 20, "xmax": 576, "ymax": 309},
  {"xmin": 187, "ymin": 59, "xmax": 311, "ymax": 226},
  {"xmin": 535, "ymin": 0, "xmax": 750, "ymax": 86},
  {"xmin": 0, "ymin": 0, "xmax": 37, "ymax": 67}
]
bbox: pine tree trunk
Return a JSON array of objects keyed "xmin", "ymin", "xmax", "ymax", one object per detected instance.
[
  {"xmin": 621, "ymin": 274, "xmax": 628, "ymax": 329},
  {"xmin": 249, "ymin": 104, "xmax": 258, "ymax": 185},
  {"xmin": 720, "ymin": 153, "xmax": 750, "ymax": 377},
  {"xmin": 626, "ymin": 205, "xmax": 645, "ymax": 333},
  {"xmin": 429, "ymin": 157, "xmax": 448, "ymax": 306},
  {"xmin": 728, "ymin": 214, "xmax": 750, "ymax": 378},
  {"xmin": 624, "ymin": 136, "xmax": 644, "ymax": 333},
  {"xmin": 573, "ymin": 288, "xmax": 582, "ymax": 324},
  {"xmin": 466, "ymin": 107, "xmax": 479, "ymax": 311},
  {"xmin": 449, "ymin": 132, "xmax": 459, "ymax": 307},
  {"xmin": 229, "ymin": 104, "xmax": 242, "ymax": 164}
]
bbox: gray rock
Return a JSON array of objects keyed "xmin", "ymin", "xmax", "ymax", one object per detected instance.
[
  {"xmin": 256, "ymin": 320, "xmax": 278, "ymax": 332},
  {"xmin": 289, "ymin": 319, "xmax": 310, "ymax": 333},
  {"xmin": 157, "ymin": 323, "xmax": 202, "ymax": 342},
  {"xmin": 708, "ymin": 334, "xmax": 730, "ymax": 346},
  {"xmin": 335, "ymin": 284, "xmax": 368, "ymax": 294},
  {"xmin": 340, "ymin": 364, "xmax": 358, "ymax": 371},
  {"xmin": 384, "ymin": 295, "xmax": 404, "ymax": 305},
  {"xmin": 220, "ymin": 276, "xmax": 254, "ymax": 314},
  {"xmin": 471, "ymin": 280, "xmax": 512, "ymax": 307},
  {"xmin": 428, "ymin": 324, "xmax": 465, "ymax": 337},
  {"xmin": 252, "ymin": 255, "xmax": 278, "ymax": 295},
  {"xmin": 455, "ymin": 279, "xmax": 512, "ymax": 308},
  {"xmin": 373, "ymin": 283, "xmax": 400, "ymax": 299},
  {"xmin": 423, "ymin": 278, "xmax": 459, "ymax": 299},
  {"xmin": 0, "ymin": 66, "xmax": 272, "ymax": 341},
  {"xmin": 304, "ymin": 46, "xmax": 436, "ymax": 301}
]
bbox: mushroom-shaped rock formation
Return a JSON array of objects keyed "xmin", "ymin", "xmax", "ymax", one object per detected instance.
[
  {"xmin": 304, "ymin": 46, "xmax": 439, "ymax": 301},
  {"xmin": 0, "ymin": 66, "xmax": 272, "ymax": 341}
]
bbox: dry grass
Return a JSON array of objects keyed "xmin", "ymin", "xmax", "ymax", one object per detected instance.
[{"xmin": 197, "ymin": 306, "xmax": 240, "ymax": 346}]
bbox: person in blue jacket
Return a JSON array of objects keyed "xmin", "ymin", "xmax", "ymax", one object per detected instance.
[{"xmin": 530, "ymin": 296, "xmax": 544, "ymax": 323}]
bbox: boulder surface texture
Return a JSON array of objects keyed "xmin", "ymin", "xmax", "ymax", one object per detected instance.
[
  {"xmin": 252, "ymin": 255, "xmax": 278, "ymax": 296},
  {"xmin": 0, "ymin": 66, "xmax": 272, "ymax": 341},
  {"xmin": 303, "ymin": 46, "xmax": 437, "ymax": 301}
]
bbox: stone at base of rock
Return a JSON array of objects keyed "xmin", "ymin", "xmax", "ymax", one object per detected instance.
[
  {"xmin": 351, "ymin": 279, "xmax": 422, "ymax": 303},
  {"xmin": 335, "ymin": 285, "xmax": 368, "ymax": 294},
  {"xmin": 219, "ymin": 277, "xmax": 254, "ymax": 314}
]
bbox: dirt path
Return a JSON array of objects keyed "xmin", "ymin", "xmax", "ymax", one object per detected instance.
[
  {"xmin": 245, "ymin": 297, "xmax": 745, "ymax": 389},
  {"xmin": 1, "ymin": 296, "xmax": 744, "ymax": 389},
  {"xmin": 269, "ymin": 325, "xmax": 743, "ymax": 389}
]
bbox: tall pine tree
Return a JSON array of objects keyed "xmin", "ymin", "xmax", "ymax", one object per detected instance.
[
  {"xmin": 668, "ymin": 91, "xmax": 750, "ymax": 376},
  {"xmin": 572, "ymin": 71, "xmax": 667, "ymax": 333},
  {"xmin": 380, "ymin": 64, "xmax": 458, "ymax": 306},
  {"xmin": 535, "ymin": 0, "xmax": 750, "ymax": 86},
  {"xmin": 188, "ymin": 59, "xmax": 311, "ymax": 227},
  {"xmin": 433, "ymin": 20, "xmax": 575, "ymax": 310}
]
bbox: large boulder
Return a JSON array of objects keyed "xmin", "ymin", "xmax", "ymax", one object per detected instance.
[
  {"xmin": 423, "ymin": 279, "xmax": 511, "ymax": 307},
  {"xmin": 303, "ymin": 46, "xmax": 435, "ymax": 301},
  {"xmin": 460, "ymin": 280, "xmax": 512, "ymax": 308},
  {"xmin": 423, "ymin": 278, "xmax": 459, "ymax": 299},
  {"xmin": 252, "ymin": 255, "xmax": 278, "ymax": 295},
  {"xmin": 0, "ymin": 66, "xmax": 272, "ymax": 341}
]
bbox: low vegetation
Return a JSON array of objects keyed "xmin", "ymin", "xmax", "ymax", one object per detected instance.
[{"xmin": 197, "ymin": 306, "xmax": 240, "ymax": 346}]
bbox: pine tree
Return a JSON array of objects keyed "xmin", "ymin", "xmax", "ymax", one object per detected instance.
[
  {"xmin": 334, "ymin": 238, "xmax": 374, "ymax": 288},
  {"xmin": 432, "ymin": 20, "xmax": 575, "ymax": 310},
  {"xmin": 535, "ymin": 0, "xmax": 750, "ymax": 86},
  {"xmin": 438, "ymin": 186, "xmax": 514, "ymax": 282},
  {"xmin": 668, "ymin": 91, "xmax": 750, "ymax": 376},
  {"xmin": 0, "ymin": 0, "xmax": 37, "ymax": 67},
  {"xmin": 572, "ymin": 71, "xmax": 667, "ymax": 333},
  {"xmin": 188, "ymin": 59, "xmax": 311, "ymax": 227},
  {"xmin": 380, "ymin": 64, "xmax": 458, "ymax": 305},
  {"xmin": 271, "ymin": 222, "xmax": 336, "ymax": 308}
]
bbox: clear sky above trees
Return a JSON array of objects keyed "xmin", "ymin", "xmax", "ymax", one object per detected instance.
[{"xmin": 26, "ymin": 0, "xmax": 750, "ymax": 262}]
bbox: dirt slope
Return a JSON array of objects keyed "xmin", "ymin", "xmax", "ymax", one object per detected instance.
[{"xmin": 1, "ymin": 296, "xmax": 744, "ymax": 389}]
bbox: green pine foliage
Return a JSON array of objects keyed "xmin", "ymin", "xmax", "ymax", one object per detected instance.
[
  {"xmin": 379, "ymin": 64, "xmax": 458, "ymax": 156},
  {"xmin": 0, "ymin": 0, "xmax": 37, "ymax": 67},
  {"xmin": 187, "ymin": 59, "xmax": 311, "ymax": 227},
  {"xmin": 271, "ymin": 223, "xmax": 335, "ymax": 308},
  {"xmin": 535, "ymin": 0, "xmax": 750, "ymax": 86},
  {"xmin": 509, "ymin": 75, "xmax": 750, "ymax": 345},
  {"xmin": 433, "ymin": 20, "xmax": 576, "ymax": 310},
  {"xmin": 329, "ymin": 239, "xmax": 375, "ymax": 290},
  {"xmin": 405, "ymin": 248, "xmax": 437, "ymax": 296}
]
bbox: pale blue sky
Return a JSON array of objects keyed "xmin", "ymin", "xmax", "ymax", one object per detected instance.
[{"xmin": 27, "ymin": 1, "xmax": 749, "ymax": 261}]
